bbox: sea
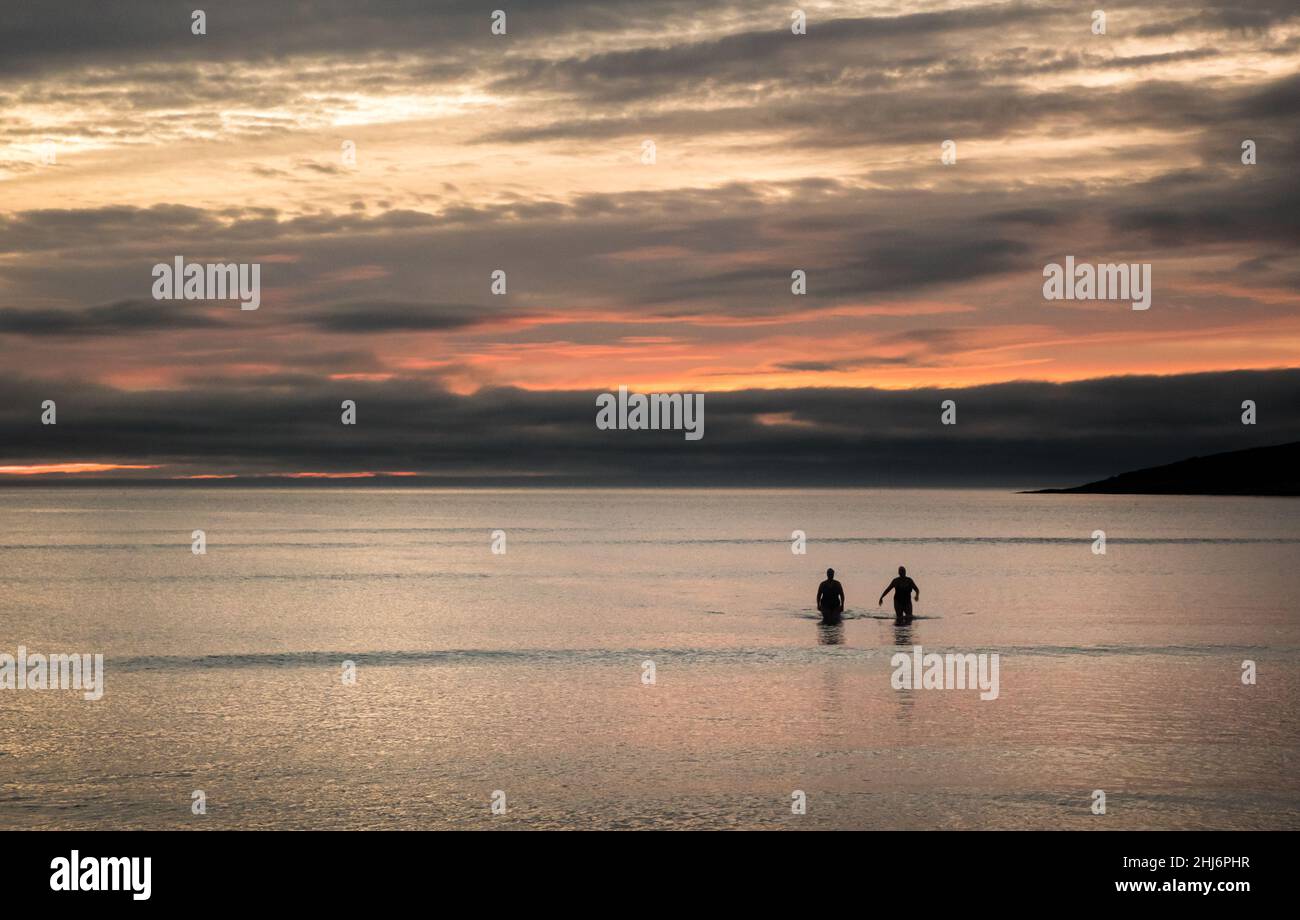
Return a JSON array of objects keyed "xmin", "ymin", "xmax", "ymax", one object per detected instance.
[{"xmin": 2, "ymin": 487, "xmax": 1297, "ymax": 829}]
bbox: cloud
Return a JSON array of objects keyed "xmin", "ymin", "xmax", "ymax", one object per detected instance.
[
  {"xmin": 0, "ymin": 299, "xmax": 230, "ymax": 336},
  {"xmin": 302, "ymin": 301, "xmax": 513, "ymax": 332},
  {"xmin": 1, "ymin": 0, "xmax": 1297, "ymax": 435},
  {"xmin": 3, "ymin": 369, "xmax": 1299, "ymax": 487}
]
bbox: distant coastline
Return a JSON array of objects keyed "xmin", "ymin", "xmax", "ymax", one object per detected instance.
[{"xmin": 1030, "ymin": 442, "xmax": 1300, "ymax": 496}]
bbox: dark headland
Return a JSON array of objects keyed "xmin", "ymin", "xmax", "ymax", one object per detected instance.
[{"xmin": 1030, "ymin": 441, "xmax": 1300, "ymax": 496}]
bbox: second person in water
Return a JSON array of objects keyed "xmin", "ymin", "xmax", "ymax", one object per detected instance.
[{"xmin": 879, "ymin": 566, "xmax": 919, "ymax": 621}]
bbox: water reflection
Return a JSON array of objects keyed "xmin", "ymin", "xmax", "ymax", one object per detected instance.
[
  {"xmin": 817, "ymin": 617, "xmax": 845, "ymax": 645},
  {"xmin": 818, "ymin": 662, "xmax": 845, "ymax": 738},
  {"xmin": 890, "ymin": 618, "xmax": 916, "ymax": 723}
]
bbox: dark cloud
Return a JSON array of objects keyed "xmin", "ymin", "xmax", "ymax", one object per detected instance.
[
  {"xmin": 0, "ymin": 0, "xmax": 730, "ymax": 77},
  {"xmin": 3, "ymin": 369, "xmax": 1298, "ymax": 487},
  {"xmin": 773, "ymin": 356, "xmax": 917, "ymax": 372},
  {"xmin": 0, "ymin": 204, "xmax": 220, "ymax": 252},
  {"xmin": 0, "ymin": 299, "xmax": 229, "ymax": 336},
  {"xmin": 489, "ymin": 5, "xmax": 1063, "ymax": 104},
  {"xmin": 302, "ymin": 301, "xmax": 511, "ymax": 332},
  {"xmin": 1138, "ymin": 0, "xmax": 1300, "ymax": 36}
]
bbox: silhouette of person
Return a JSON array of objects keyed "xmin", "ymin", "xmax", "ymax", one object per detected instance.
[
  {"xmin": 879, "ymin": 566, "xmax": 919, "ymax": 622},
  {"xmin": 817, "ymin": 568, "xmax": 845, "ymax": 620}
]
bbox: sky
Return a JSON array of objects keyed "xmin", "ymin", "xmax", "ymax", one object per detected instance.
[{"xmin": 1, "ymin": 1, "xmax": 1298, "ymax": 484}]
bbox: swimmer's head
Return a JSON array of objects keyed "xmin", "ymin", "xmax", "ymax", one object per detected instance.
[
  {"xmin": 898, "ymin": 565, "xmax": 906, "ymax": 576},
  {"xmin": 826, "ymin": 568, "xmax": 835, "ymax": 578}
]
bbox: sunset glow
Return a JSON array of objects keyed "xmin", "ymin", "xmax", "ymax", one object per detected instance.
[{"xmin": 1, "ymin": 1, "xmax": 1296, "ymax": 480}]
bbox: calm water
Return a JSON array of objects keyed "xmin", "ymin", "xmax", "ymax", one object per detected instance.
[{"xmin": 1, "ymin": 488, "xmax": 1297, "ymax": 830}]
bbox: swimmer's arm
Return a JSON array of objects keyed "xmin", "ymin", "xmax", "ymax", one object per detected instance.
[
  {"xmin": 913, "ymin": 582, "xmax": 920, "ymax": 600},
  {"xmin": 878, "ymin": 583, "xmax": 892, "ymax": 604}
]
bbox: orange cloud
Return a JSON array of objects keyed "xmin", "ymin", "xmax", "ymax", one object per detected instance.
[{"xmin": 0, "ymin": 463, "xmax": 160, "ymax": 476}]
